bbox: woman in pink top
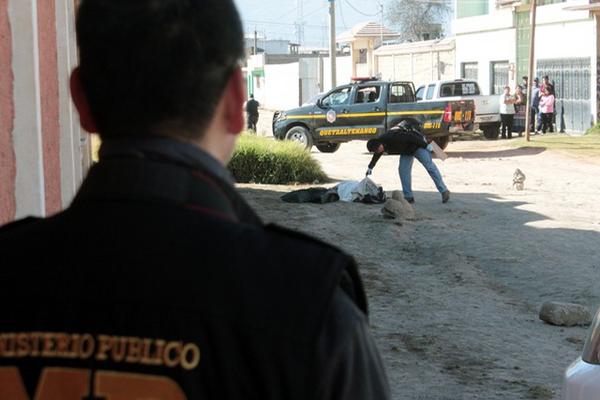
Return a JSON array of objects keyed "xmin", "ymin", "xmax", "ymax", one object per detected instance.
[{"xmin": 539, "ymin": 87, "xmax": 555, "ymax": 134}]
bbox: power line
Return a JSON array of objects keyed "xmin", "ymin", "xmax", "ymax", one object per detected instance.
[
  {"xmin": 338, "ymin": 0, "xmax": 349, "ymax": 29},
  {"xmin": 343, "ymin": 0, "xmax": 380, "ymax": 17},
  {"xmin": 244, "ymin": 19, "xmax": 327, "ymax": 29},
  {"xmin": 275, "ymin": 5, "xmax": 299, "ymax": 21},
  {"xmin": 305, "ymin": 4, "xmax": 328, "ymax": 19}
]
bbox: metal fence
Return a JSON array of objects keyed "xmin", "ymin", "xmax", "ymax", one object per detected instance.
[
  {"xmin": 537, "ymin": 58, "xmax": 592, "ymax": 133},
  {"xmin": 461, "ymin": 62, "xmax": 478, "ymax": 81}
]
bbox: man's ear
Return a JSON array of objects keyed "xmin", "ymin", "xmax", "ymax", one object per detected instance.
[
  {"xmin": 70, "ymin": 67, "xmax": 98, "ymax": 133},
  {"xmin": 223, "ymin": 67, "xmax": 245, "ymax": 135}
]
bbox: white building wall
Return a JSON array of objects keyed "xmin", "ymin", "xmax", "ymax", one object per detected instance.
[
  {"xmin": 299, "ymin": 58, "xmax": 321, "ymax": 105},
  {"xmin": 535, "ymin": 19, "xmax": 594, "ymax": 60},
  {"xmin": 453, "ymin": 0, "xmax": 597, "ymax": 125},
  {"xmin": 455, "ymin": 28, "xmax": 516, "ymax": 94},
  {"xmin": 323, "ymin": 55, "xmax": 353, "ymax": 91},
  {"xmin": 263, "ymin": 63, "xmax": 300, "ymax": 110},
  {"xmin": 9, "ymin": 0, "xmax": 46, "ymax": 218},
  {"xmin": 56, "ymin": 0, "xmax": 84, "ymax": 208},
  {"xmin": 453, "ymin": 8, "xmax": 513, "ymax": 35}
]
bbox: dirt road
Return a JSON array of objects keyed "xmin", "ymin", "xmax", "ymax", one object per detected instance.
[{"xmin": 239, "ymin": 138, "xmax": 600, "ymax": 399}]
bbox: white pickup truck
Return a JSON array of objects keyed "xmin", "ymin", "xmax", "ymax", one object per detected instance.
[{"xmin": 416, "ymin": 80, "xmax": 501, "ymax": 139}]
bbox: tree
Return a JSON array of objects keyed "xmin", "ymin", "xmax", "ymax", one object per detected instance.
[{"xmin": 387, "ymin": 0, "xmax": 451, "ymax": 43}]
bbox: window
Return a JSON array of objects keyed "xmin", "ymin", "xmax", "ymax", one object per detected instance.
[
  {"xmin": 415, "ymin": 86, "xmax": 425, "ymax": 101},
  {"xmin": 440, "ymin": 82, "xmax": 480, "ymax": 97},
  {"xmin": 358, "ymin": 49, "xmax": 367, "ymax": 64},
  {"xmin": 491, "ymin": 61, "xmax": 509, "ymax": 95},
  {"xmin": 426, "ymin": 84, "xmax": 436, "ymax": 100},
  {"xmin": 321, "ymin": 86, "xmax": 351, "ymax": 107},
  {"xmin": 355, "ymin": 86, "xmax": 382, "ymax": 104},
  {"xmin": 389, "ymin": 83, "xmax": 415, "ymax": 103},
  {"xmin": 538, "ymin": 0, "xmax": 565, "ymax": 5},
  {"xmin": 461, "ymin": 62, "xmax": 478, "ymax": 81},
  {"xmin": 457, "ymin": 0, "xmax": 489, "ymax": 18}
]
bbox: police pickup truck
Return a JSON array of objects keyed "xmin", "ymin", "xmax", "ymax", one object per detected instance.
[{"xmin": 272, "ymin": 78, "xmax": 475, "ymax": 152}]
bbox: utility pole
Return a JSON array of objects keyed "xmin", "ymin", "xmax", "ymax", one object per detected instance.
[
  {"xmin": 296, "ymin": 0, "xmax": 305, "ymax": 45},
  {"xmin": 524, "ymin": 0, "xmax": 537, "ymax": 142},
  {"xmin": 380, "ymin": 1, "xmax": 384, "ymax": 46},
  {"xmin": 253, "ymin": 28, "xmax": 258, "ymax": 56},
  {"xmin": 329, "ymin": 0, "xmax": 337, "ymax": 88}
]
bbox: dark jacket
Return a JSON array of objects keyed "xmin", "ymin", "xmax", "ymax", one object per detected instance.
[
  {"xmin": 246, "ymin": 99, "xmax": 259, "ymax": 115},
  {"xmin": 0, "ymin": 139, "xmax": 389, "ymax": 400},
  {"xmin": 368, "ymin": 129, "xmax": 428, "ymax": 169}
]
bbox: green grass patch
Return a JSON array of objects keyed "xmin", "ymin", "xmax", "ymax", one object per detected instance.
[
  {"xmin": 507, "ymin": 132, "xmax": 600, "ymax": 157},
  {"xmin": 585, "ymin": 123, "xmax": 600, "ymax": 136},
  {"xmin": 229, "ymin": 134, "xmax": 327, "ymax": 184}
]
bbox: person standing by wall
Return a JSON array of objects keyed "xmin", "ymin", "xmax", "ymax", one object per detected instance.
[
  {"xmin": 245, "ymin": 94, "xmax": 260, "ymax": 132},
  {"xmin": 530, "ymin": 78, "xmax": 541, "ymax": 134},
  {"xmin": 513, "ymin": 85, "xmax": 526, "ymax": 136},
  {"xmin": 539, "ymin": 86, "xmax": 555, "ymax": 134},
  {"xmin": 366, "ymin": 121, "xmax": 450, "ymax": 204},
  {"xmin": 520, "ymin": 76, "xmax": 529, "ymax": 91},
  {"xmin": 499, "ymin": 86, "xmax": 516, "ymax": 139}
]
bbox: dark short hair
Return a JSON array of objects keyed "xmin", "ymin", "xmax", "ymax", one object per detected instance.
[
  {"xmin": 522, "ymin": 76, "xmax": 528, "ymax": 80},
  {"xmin": 367, "ymin": 139, "xmax": 382, "ymax": 153},
  {"xmin": 76, "ymin": 0, "xmax": 244, "ymax": 139}
]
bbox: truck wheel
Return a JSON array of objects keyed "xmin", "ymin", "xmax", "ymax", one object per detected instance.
[
  {"xmin": 316, "ymin": 142, "xmax": 341, "ymax": 153},
  {"xmin": 433, "ymin": 136, "xmax": 450, "ymax": 150},
  {"xmin": 285, "ymin": 126, "xmax": 313, "ymax": 150},
  {"xmin": 482, "ymin": 125, "xmax": 500, "ymax": 140}
]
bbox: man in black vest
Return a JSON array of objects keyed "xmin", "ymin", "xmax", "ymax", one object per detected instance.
[
  {"xmin": 0, "ymin": 0, "xmax": 389, "ymax": 399},
  {"xmin": 245, "ymin": 94, "xmax": 260, "ymax": 132},
  {"xmin": 366, "ymin": 121, "xmax": 450, "ymax": 204}
]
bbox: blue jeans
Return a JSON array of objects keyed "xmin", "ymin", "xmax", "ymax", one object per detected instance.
[{"xmin": 399, "ymin": 148, "xmax": 448, "ymax": 199}]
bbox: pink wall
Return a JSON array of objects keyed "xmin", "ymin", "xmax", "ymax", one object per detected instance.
[
  {"xmin": 0, "ymin": 0, "xmax": 16, "ymax": 225},
  {"xmin": 37, "ymin": 0, "xmax": 62, "ymax": 215}
]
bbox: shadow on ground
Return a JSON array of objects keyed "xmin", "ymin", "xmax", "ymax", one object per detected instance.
[
  {"xmin": 239, "ymin": 186, "xmax": 599, "ymax": 400},
  {"xmin": 446, "ymin": 146, "xmax": 546, "ymax": 159}
]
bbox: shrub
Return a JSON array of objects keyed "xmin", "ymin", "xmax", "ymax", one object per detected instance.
[{"xmin": 228, "ymin": 134, "xmax": 328, "ymax": 184}]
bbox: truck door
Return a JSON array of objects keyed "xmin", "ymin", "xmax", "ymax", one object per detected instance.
[
  {"xmin": 316, "ymin": 83, "xmax": 385, "ymax": 141},
  {"xmin": 314, "ymin": 85, "xmax": 352, "ymax": 139}
]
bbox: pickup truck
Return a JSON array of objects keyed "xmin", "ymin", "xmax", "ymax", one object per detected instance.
[
  {"xmin": 416, "ymin": 80, "xmax": 501, "ymax": 140},
  {"xmin": 272, "ymin": 78, "xmax": 475, "ymax": 152}
]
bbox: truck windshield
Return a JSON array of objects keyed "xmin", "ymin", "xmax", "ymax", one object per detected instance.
[
  {"xmin": 440, "ymin": 82, "xmax": 480, "ymax": 97},
  {"xmin": 322, "ymin": 87, "xmax": 351, "ymax": 107}
]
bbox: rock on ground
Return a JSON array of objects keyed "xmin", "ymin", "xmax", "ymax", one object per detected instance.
[
  {"xmin": 381, "ymin": 197, "xmax": 415, "ymax": 220},
  {"xmin": 539, "ymin": 302, "xmax": 592, "ymax": 327}
]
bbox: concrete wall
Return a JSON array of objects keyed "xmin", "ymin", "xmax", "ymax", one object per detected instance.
[
  {"xmin": 0, "ymin": 0, "xmax": 86, "ymax": 225},
  {"xmin": 249, "ymin": 55, "xmax": 352, "ymax": 110},
  {"xmin": 375, "ymin": 40, "xmax": 456, "ymax": 88},
  {"xmin": 455, "ymin": 28, "xmax": 516, "ymax": 94},
  {"xmin": 299, "ymin": 58, "xmax": 322, "ymax": 104},
  {"xmin": 454, "ymin": 6, "xmax": 596, "ymax": 108},
  {"xmin": 263, "ymin": 63, "xmax": 300, "ymax": 110},
  {"xmin": 322, "ymin": 55, "xmax": 353, "ymax": 91},
  {"xmin": 453, "ymin": 0, "xmax": 597, "ymax": 107}
]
